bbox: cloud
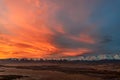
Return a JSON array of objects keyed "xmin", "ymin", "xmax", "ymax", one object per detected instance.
[{"xmin": 0, "ymin": 0, "xmax": 120, "ymax": 58}]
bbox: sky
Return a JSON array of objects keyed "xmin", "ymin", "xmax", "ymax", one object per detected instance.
[{"xmin": 0, "ymin": 0, "xmax": 120, "ymax": 59}]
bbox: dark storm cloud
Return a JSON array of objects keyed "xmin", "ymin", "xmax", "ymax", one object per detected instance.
[
  {"xmin": 50, "ymin": 32, "xmax": 94, "ymax": 49},
  {"xmin": 49, "ymin": 0, "xmax": 120, "ymax": 57}
]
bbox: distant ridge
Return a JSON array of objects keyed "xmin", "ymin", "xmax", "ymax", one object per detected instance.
[{"xmin": 0, "ymin": 58, "xmax": 120, "ymax": 64}]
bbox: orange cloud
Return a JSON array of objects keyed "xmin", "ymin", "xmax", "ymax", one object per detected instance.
[
  {"xmin": 62, "ymin": 48, "xmax": 91, "ymax": 56},
  {"xmin": 70, "ymin": 33, "xmax": 96, "ymax": 44},
  {"xmin": 0, "ymin": 0, "xmax": 97, "ymax": 59}
]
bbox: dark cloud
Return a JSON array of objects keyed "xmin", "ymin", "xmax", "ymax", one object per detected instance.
[
  {"xmin": 51, "ymin": 33, "xmax": 93, "ymax": 49},
  {"xmin": 99, "ymin": 35, "xmax": 112, "ymax": 44}
]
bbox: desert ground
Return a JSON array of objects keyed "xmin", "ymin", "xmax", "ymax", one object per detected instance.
[{"xmin": 0, "ymin": 61, "xmax": 120, "ymax": 80}]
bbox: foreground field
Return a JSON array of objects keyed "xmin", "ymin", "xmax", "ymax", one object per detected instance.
[{"xmin": 0, "ymin": 62, "xmax": 120, "ymax": 80}]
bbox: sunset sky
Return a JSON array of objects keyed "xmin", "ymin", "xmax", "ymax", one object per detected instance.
[{"xmin": 0, "ymin": 0, "xmax": 120, "ymax": 59}]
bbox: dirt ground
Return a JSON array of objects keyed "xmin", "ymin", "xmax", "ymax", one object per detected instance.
[{"xmin": 0, "ymin": 62, "xmax": 120, "ymax": 80}]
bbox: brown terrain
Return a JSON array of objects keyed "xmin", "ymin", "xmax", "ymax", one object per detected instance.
[{"xmin": 0, "ymin": 61, "xmax": 120, "ymax": 80}]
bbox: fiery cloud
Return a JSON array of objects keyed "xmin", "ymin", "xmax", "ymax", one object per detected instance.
[
  {"xmin": 0, "ymin": 0, "xmax": 98, "ymax": 58},
  {"xmin": 0, "ymin": 0, "xmax": 119, "ymax": 59}
]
